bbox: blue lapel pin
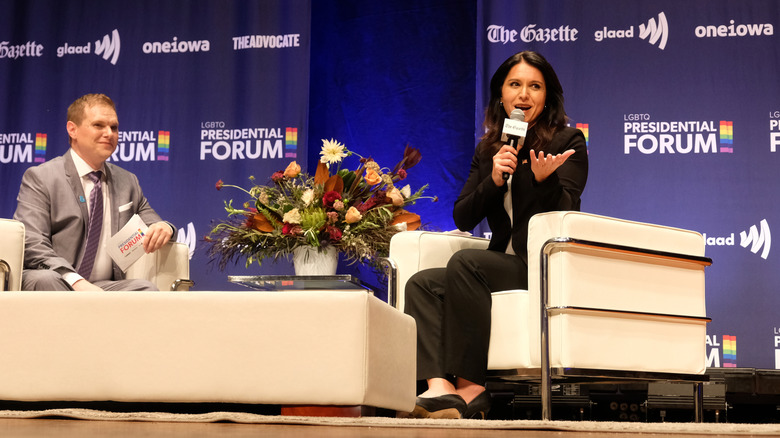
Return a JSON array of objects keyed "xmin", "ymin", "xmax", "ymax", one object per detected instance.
[{"xmin": 79, "ymin": 195, "xmax": 86, "ymax": 203}]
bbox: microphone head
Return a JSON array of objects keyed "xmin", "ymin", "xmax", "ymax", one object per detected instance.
[{"xmin": 510, "ymin": 108, "xmax": 525, "ymax": 121}]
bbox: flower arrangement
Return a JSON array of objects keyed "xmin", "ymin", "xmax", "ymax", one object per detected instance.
[{"xmin": 207, "ymin": 139, "xmax": 435, "ymax": 271}]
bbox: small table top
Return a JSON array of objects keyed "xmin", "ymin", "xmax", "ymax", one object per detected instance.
[{"xmin": 227, "ymin": 274, "xmax": 373, "ymax": 293}]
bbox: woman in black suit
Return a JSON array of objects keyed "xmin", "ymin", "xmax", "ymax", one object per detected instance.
[{"xmin": 402, "ymin": 51, "xmax": 588, "ymax": 419}]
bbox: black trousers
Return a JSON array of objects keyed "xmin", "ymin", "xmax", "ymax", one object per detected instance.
[{"xmin": 403, "ymin": 248, "xmax": 528, "ymax": 386}]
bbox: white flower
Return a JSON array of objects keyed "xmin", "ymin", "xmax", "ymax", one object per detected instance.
[
  {"xmin": 283, "ymin": 208, "xmax": 302, "ymax": 224},
  {"xmin": 400, "ymin": 184, "xmax": 411, "ymax": 198},
  {"xmin": 301, "ymin": 188, "xmax": 314, "ymax": 206},
  {"xmin": 320, "ymin": 138, "xmax": 348, "ymax": 165}
]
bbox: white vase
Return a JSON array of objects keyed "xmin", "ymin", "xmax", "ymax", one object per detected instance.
[{"xmin": 292, "ymin": 246, "xmax": 338, "ymax": 275}]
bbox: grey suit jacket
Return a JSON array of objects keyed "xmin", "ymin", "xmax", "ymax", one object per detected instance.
[{"xmin": 13, "ymin": 151, "xmax": 174, "ymax": 280}]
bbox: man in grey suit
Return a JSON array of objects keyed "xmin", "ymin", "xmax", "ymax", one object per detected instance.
[{"xmin": 13, "ymin": 93, "xmax": 175, "ymax": 291}]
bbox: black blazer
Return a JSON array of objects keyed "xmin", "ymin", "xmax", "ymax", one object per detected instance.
[{"xmin": 453, "ymin": 126, "xmax": 588, "ymax": 264}]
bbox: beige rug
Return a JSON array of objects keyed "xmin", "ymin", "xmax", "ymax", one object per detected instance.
[{"xmin": 1, "ymin": 408, "xmax": 779, "ymax": 435}]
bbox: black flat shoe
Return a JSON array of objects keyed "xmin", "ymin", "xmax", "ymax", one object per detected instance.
[
  {"xmin": 402, "ymin": 394, "xmax": 467, "ymax": 419},
  {"xmin": 464, "ymin": 390, "xmax": 491, "ymax": 419}
]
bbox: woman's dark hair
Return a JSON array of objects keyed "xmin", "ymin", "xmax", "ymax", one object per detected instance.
[{"xmin": 480, "ymin": 51, "xmax": 567, "ymax": 155}]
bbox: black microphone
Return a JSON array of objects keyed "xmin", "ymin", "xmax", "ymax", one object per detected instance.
[{"xmin": 501, "ymin": 108, "xmax": 528, "ymax": 181}]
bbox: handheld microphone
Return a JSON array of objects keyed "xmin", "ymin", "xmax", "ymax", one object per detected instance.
[{"xmin": 501, "ymin": 108, "xmax": 528, "ymax": 181}]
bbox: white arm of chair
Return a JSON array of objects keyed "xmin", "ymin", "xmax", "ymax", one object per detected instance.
[
  {"xmin": 387, "ymin": 231, "xmax": 489, "ymax": 310},
  {"xmin": 0, "ymin": 219, "xmax": 25, "ymax": 291},
  {"xmin": 126, "ymin": 241, "xmax": 193, "ymax": 291}
]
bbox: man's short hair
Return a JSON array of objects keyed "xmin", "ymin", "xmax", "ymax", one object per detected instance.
[
  {"xmin": 66, "ymin": 94, "xmax": 116, "ymax": 144},
  {"xmin": 67, "ymin": 93, "xmax": 116, "ymax": 125}
]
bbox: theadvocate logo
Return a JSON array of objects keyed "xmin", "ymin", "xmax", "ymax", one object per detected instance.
[
  {"xmin": 695, "ymin": 20, "xmax": 774, "ymax": 38},
  {"xmin": 703, "ymin": 219, "xmax": 771, "ymax": 260},
  {"xmin": 56, "ymin": 29, "xmax": 120, "ymax": 65},
  {"xmin": 0, "ymin": 40, "xmax": 44, "ymax": 59},
  {"xmin": 200, "ymin": 122, "xmax": 290, "ymax": 161},
  {"xmin": 233, "ymin": 34, "xmax": 301, "ymax": 50},
  {"xmin": 486, "ymin": 24, "xmax": 579, "ymax": 44},
  {"xmin": 108, "ymin": 130, "xmax": 170, "ymax": 162},
  {"xmin": 706, "ymin": 334, "xmax": 736, "ymax": 368},
  {"xmin": 595, "ymin": 12, "xmax": 668, "ymax": 50},
  {"xmin": 0, "ymin": 132, "xmax": 47, "ymax": 164},
  {"xmin": 623, "ymin": 114, "xmax": 729, "ymax": 154}
]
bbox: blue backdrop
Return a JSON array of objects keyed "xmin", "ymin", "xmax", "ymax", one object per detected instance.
[{"xmin": 2, "ymin": 0, "xmax": 779, "ymax": 370}]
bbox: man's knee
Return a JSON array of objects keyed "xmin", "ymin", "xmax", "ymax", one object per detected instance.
[{"xmin": 22, "ymin": 269, "xmax": 71, "ymax": 291}]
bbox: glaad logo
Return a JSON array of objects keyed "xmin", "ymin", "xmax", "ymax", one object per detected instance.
[
  {"xmin": 740, "ymin": 219, "xmax": 771, "ymax": 260},
  {"xmin": 95, "ymin": 29, "xmax": 120, "ymax": 65},
  {"xmin": 638, "ymin": 12, "xmax": 668, "ymax": 50},
  {"xmin": 703, "ymin": 219, "xmax": 771, "ymax": 260},
  {"xmin": 595, "ymin": 12, "xmax": 668, "ymax": 50},
  {"xmin": 56, "ymin": 29, "xmax": 120, "ymax": 65}
]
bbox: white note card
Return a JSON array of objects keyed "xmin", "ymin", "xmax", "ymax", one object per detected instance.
[{"xmin": 107, "ymin": 214, "xmax": 149, "ymax": 272}]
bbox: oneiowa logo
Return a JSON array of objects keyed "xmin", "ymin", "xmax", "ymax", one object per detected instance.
[
  {"xmin": 0, "ymin": 132, "xmax": 47, "ymax": 163},
  {"xmin": 703, "ymin": 219, "xmax": 771, "ymax": 260},
  {"xmin": 108, "ymin": 130, "xmax": 170, "ymax": 162},
  {"xmin": 595, "ymin": 12, "xmax": 668, "ymax": 50},
  {"xmin": 200, "ymin": 122, "xmax": 289, "ymax": 161},
  {"xmin": 57, "ymin": 29, "xmax": 120, "ymax": 65},
  {"xmin": 623, "ymin": 114, "xmax": 729, "ymax": 154}
]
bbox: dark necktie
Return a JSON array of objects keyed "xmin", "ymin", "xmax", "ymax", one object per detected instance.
[{"xmin": 78, "ymin": 171, "xmax": 103, "ymax": 280}]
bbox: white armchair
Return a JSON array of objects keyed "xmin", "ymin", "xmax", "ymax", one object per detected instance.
[
  {"xmin": 0, "ymin": 218, "xmax": 25, "ymax": 292},
  {"xmin": 0, "ymin": 218, "xmax": 192, "ymax": 291},
  {"xmin": 387, "ymin": 211, "xmax": 712, "ymax": 421}
]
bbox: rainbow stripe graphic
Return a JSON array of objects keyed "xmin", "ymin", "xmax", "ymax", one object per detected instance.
[
  {"xmin": 722, "ymin": 335, "xmax": 737, "ymax": 367},
  {"xmin": 157, "ymin": 130, "xmax": 170, "ymax": 161},
  {"xmin": 576, "ymin": 123, "xmax": 589, "ymax": 146},
  {"xmin": 285, "ymin": 127, "xmax": 297, "ymax": 158},
  {"xmin": 35, "ymin": 133, "xmax": 47, "ymax": 163},
  {"xmin": 719, "ymin": 121, "xmax": 733, "ymax": 153}
]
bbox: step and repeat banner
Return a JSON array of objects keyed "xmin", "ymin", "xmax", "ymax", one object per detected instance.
[
  {"xmin": 478, "ymin": 0, "xmax": 779, "ymax": 369},
  {"xmin": 0, "ymin": 1, "xmax": 310, "ymax": 289}
]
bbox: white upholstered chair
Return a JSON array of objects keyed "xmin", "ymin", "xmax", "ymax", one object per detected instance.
[
  {"xmin": 0, "ymin": 218, "xmax": 192, "ymax": 291},
  {"xmin": 386, "ymin": 211, "xmax": 712, "ymax": 421}
]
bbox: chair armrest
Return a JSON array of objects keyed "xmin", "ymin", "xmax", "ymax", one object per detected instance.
[
  {"xmin": 387, "ymin": 231, "xmax": 489, "ymax": 310},
  {"xmin": 126, "ymin": 242, "xmax": 193, "ymax": 291},
  {"xmin": 0, "ymin": 219, "xmax": 25, "ymax": 291}
]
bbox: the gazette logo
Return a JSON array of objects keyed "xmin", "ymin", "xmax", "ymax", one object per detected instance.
[
  {"xmin": 486, "ymin": 24, "xmax": 578, "ymax": 44},
  {"xmin": 200, "ymin": 122, "xmax": 291, "ymax": 161},
  {"xmin": 57, "ymin": 29, "xmax": 121, "ymax": 65},
  {"xmin": 0, "ymin": 132, "xmax": 47, "ymax": 164},
  {"xmin": 108, "ymin": 130, "xmax": 170, "ymax": 162},
  {"xmin": 623, "ymin": 114, "xmax": 728, "ymax": 155},
  {"xmin": 595, "ymin": 12, "xmax": 669, "ymax": 50},
  {"xmin": 703, "ymin": 219, "xmax": 771, "ymax": 260},
  {"xmin": 695, "ymin": 20, "xmax": 774, "ymax": 38},
  {"xmin": 0, "ymin": 40, "xmax": 44, "ymax": 59}
]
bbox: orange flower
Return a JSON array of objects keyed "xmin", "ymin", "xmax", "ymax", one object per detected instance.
[
  {"xmin": 250, "ymin": 212, "xmax": 275, "ymax": 232},
  {"xmin": 364, "ymin": 168, "xmax": 382, "ymax": 186},
  {"xmin": 283, "ymin": 161, "xmax": 301, "ymax": 178},
  {"xmin": 345, "ymin": 206, "xmax": 363, "ymax": 224}
]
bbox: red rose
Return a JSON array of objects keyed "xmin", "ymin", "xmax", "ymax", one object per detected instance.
[
  {"xmin": 323, "ymin": 190, "xmax": 342, "ymax": 208},
  {"xmin": 326, "ymin": 226, "xmax": 343, "ymax": 242}
]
